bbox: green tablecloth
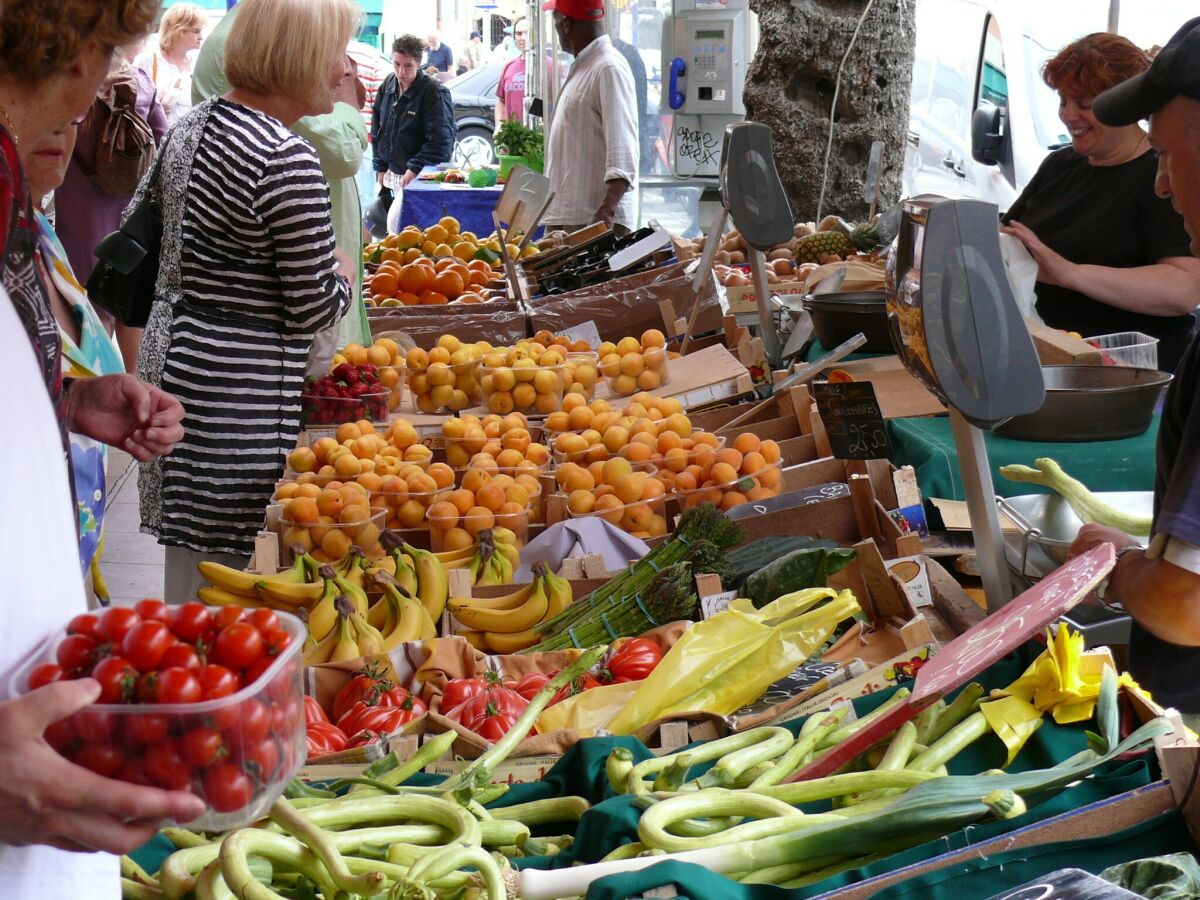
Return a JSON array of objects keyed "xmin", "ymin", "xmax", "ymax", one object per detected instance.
[
  {"xmin": 887, "ymin": 414, "xmax": 1160, "ymax": 502},
  {"xmin": 803, "ymin": 339, "xmax": 892, "ymax": 364}
]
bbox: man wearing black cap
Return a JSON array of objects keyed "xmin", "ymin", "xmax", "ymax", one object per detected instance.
[{"xmin": 1068, "ymin": 18, "xmax": 1200, "ymax": 716}]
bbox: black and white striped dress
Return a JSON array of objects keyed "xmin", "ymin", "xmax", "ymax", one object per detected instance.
[{"xmin": 136, "ymin": 99, "xmax": 348, "ymax": 555}]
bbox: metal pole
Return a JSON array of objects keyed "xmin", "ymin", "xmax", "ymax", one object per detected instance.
[
  {"xmin": 949, "ymin": 409, "xmax": 1012, "ymax": 612},
  {"xmin": 1107, "ymin": 0, "xmax": 1120, "ymax": 34}
]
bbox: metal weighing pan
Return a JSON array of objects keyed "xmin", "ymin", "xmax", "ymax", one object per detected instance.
[
  {"xmin": 998, "ymin": 491, "xmax": 1153, "ymax": 573},
  {"xmin": 801, "ymin": 291, "xmax": 894, "ymax": 354},
  {"xmin": 994, "ymin": 365, "xmax": 1171, "ymax": 442}
]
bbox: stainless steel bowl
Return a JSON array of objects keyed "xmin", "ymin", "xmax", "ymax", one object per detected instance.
[
  {"xmin": 999, "ymin": 491, "xmax": 1152, "ymax": 568},
  {"xmin": 994, "ymin": 365, "xmax": 1170, "ymax": 442}
]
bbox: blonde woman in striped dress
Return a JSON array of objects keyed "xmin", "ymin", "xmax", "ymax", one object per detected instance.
[{"xmin": 136, "ymin": 0, "xmax": 360, "ymax": 603}]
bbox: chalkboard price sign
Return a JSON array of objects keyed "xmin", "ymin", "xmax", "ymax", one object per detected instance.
[{"xmin": 812, "ymin": 380, "xmax": 894, "ymax": 460}]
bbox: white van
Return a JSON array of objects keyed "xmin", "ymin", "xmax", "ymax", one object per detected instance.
[{"xmin": 902, "ymin": 0, "xmax": 1190, "ymax": 211}]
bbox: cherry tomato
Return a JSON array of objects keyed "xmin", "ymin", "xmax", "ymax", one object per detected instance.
[
  {"xmin": 99, "ymin": 606, "xmax": 141, "ymax": 645},
  {"xmin": 246, "ymin": 609, "xmax": 280, "ymax": 634},
  {"xmin": 161, "ymin": 643, "xmax": 202, "ymax": 672},
  {"xmin": 44, "ymin": 718, "xmax": 75, "ymax": 751},
  {"xmin": 227, "ymin": 698, "xmax": 269, "ymax": 746},
  {"xmin": 170, "ymin": 603, "xmax": 213, "ymax": 643},
  {"xmin": 56, "ymin": 634, "xmax": 98, "ymax": 673},
  {"xmin": 66, "ymin": 613, "xmax": 106, "ymax": 642},
  {"xmin": 551, "ymin": 673, "xmax": 602, "ymax": 706},
  {"xmin": 156, "ymin": 667, "xmax": 202, "ymax": 704},
  {"xmin": 213, "ymin": 607, "xmax": 246, "ymax": 630},
  {"xmin": 123, "ymin": 620, "xmax": 174, "ymax": 672},
  {"xmin": 133, "ymin": 599, "xmax": 171, "ymax": 624},
  {"xmin": 73, "ymin": 742, "xmax": 124, "ymax": 778},
  {"xmin": 144, "ymin": 739, "xmax": 193, "ymax": 790},
  {"xmin": 72, "ymin": 709, "xmax": 116, "ymax": 744},
  {"xmin": 271, "ymin": 697, "xmax": 302, "ymax": 737},
  {"xmin": 27, "ymin": 662, "xmax": 65, "ymax": 690},
  {"xmin": 135, "ymin": 671, "xmax": 161, "ymax": 704},
  {"xmin": 200, "ymin": 664, "xmax": 240, "ymax": 700},
  {"xmin": 202, "ymin": 764, "xmax": 254, "ymax": 812},
  {"xmin": 116, "ymin": 759, "xmax": 156, "ymax": 787},
  {"xmin": 213, "ymin": 623, "xmax": 264, "ymax": 671},
  {"xmin": 260, "ymin": 628, "xmax": 292, "ymax": 658},
  {"xmin": 242, "ymin": 657, "xmax": 274, "ymax": 688},
  {"xmin": 91, "ymin": 656, "xmax": 138, "ymax": 704},
  {"xmin": 122, "ymin": 712, "xmax": 169, "ymax": 747},
  {"xmin": 182, "ymin": 726, "xmax": 226, "ymax": 768},
  {"xmin": 235, "ymin": 736, "xmax": 281, "ymax": 784}
]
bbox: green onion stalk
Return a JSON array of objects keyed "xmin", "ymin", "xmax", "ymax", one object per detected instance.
[{"xmin": 517, "ymin": 715, "xmax": 1173, "ymax": 900}]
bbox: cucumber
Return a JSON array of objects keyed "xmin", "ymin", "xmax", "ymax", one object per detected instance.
[
  {"xmin": 743, "ymin": 546, "xmax": 857, "ymax": 608},
  {"xmin": 727, "ymin": 537, "xmax": 838, "ymax": 590}
]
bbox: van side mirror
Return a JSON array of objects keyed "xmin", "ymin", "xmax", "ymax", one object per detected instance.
[{"xmin": 971, "ymin": 101, "xmax": 1006, "ymax": 165}]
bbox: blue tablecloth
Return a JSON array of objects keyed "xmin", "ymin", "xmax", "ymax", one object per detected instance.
[
  {"xmin": 399, "ymin": 169, "xmax": 503, "ymax": 237},
  {"xmin": 887, "ymin": 414, "xmax": 1161, "ymax": 501}
]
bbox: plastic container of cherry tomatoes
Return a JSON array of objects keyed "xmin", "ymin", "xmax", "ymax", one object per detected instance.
[{"xmin": 10, "ymin": 608, "xmax": 306, "ymax": 832}]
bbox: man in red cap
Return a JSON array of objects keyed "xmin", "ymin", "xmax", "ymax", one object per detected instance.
[
  {"xmin": 541, "ymin": 0, "xmax": 638, "ymax": 232},
  {"xmin": 1069, "ymin": 17, "xmax": 1200, "ymax": 718}
]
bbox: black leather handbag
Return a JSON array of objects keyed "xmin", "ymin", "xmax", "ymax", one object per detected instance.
[{"xmin": 85, "ymin": 133, "xmax": 172, "ymax": 327}]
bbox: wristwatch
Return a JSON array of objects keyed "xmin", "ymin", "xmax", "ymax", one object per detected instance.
[{"xmin": 1095, "ymin": 545, "xmax": 1140, "ymax": 613}]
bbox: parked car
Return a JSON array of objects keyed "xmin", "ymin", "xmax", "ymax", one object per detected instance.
[{"xmin": 448, "ymin": 60, "xmax": 503, "ymax": 167}]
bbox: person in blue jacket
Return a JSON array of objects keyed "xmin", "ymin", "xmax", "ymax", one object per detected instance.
[{"xmin": 372, "ymin": 34, "xmax": 454, "ymax": 195}]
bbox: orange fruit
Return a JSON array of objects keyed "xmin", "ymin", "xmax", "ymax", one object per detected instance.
[
  {"xmin": 398, "ymin": 265, "xmax": 430, "ymax": 294},
  {"xmin": 433, "ymin": 269, "xmax": 464, "ymax": 299},
  {"xmin": 286, "ymin": 496, "xmax": 319, "ymax": 525},
  {"xmin": 475, "ymin": 481, "xmax": 506, "ymax": 512},
  {"xmin": 442, "ymin": 527, "xmax": 474, "ymax": 551},
  {"xmin": 567, "ymin": 489, "xmax": 595, "ymax": 515},
  {"xmin": 495, "ymin": 500, "xmax": 527, "ymax": 529},
  {"xmin": 398, "ymin": 291, "xmax": 421, "ymax": 306},
  {"xmin": 422, "ymin": 290, "xmax": 449, "ymax": 305},
  {"xmin": 461, "ymin": 468, "xmax": 491, "ymax": 494},
  {"xmin": 370, "ymin": 272, "xmax": 399, "ymax": 296},
  {"xmin": 760, "ymin": 440, "xmax": 782, "ymax": 464},
  {"xmin": 593, "ymin": 494, "xmax": 624, "ymax": 525},
  {"xmin": 447, "ymin": 488, "xmax": 476, "ymax": 516}
]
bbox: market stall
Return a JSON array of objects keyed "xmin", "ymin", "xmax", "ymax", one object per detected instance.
[{"xmin": 398, "ymin": 165, "xmax": 507, "ymax": 238}]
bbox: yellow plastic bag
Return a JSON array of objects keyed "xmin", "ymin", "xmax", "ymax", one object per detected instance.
[
  {"xmin": 536, "ymin": 680, "xmax": 642, "ymax": 736},
  {"xmin": 605, "ymin": 588, "xmax": 859, "ymax": 735}
]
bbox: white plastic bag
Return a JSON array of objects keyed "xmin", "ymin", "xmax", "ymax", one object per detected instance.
[{"xmin": 999, "ymin": 233, "xmax": 1041, "ymax": 323}]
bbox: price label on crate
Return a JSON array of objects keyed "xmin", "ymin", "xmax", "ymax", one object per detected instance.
[
  {"xmin": 700, "ymin": 589, "xmax": 737, "ymax": 619},
  {"xmin": 812, "ymin": 380, "xmax": 894, "ymax": 461}
]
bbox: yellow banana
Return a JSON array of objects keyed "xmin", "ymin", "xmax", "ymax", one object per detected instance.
[
  {"xmin": 541, "ymin": 570, "xmax": 573, "ymax": 621},
  {"xmin": 366, "ymin": 595, "xmax": 389, "ymax": 631},
  {"xmin": 330, "ymin": 614, "xmax": 363, "ymax": 663},
  {"xmin": 197, "ymin": 586, "xmax": 265, "ymax": 608},
  {"xmin": 197, "ymin": 561, "xmax": 265, "ymax": 597},
  {"xmin": 304, "ymin": 578, "xmax": 341, "ymax": 642},
  {"xmin": 448, "ymin": 581, "xmax": 535, "ymax": 612},
  {"xmin": 255, "ymin": 577, "xmax": 326, "ymax": 607},
  {"xmin": 481, "ymin": 627, "xmax": 541, "ymax": 653},
  {"xmin": 431, "ymin": 543, "xmax": 479, "ymax": 563},
  {"xmin": 349, "ymin": 613, "xmax": 385, "ymax": 658},
  {"xmin": 380, "ymin": 595, "xmax": 422, "ymax": 650},
  {"xmin": 304, "ymin": 595, "xmax": 355, "ymax": 665},
  {"xmin": 458, "ymin": 630, "xmax": 490, "ymax": 651},
  {"xmin": 332, "ymin": 574, "xmax": 370, "ymax": 616},
  {"xmin": 475, "ymin": 553, "xmax": 504, "ymax": 587},
  {"xmin": 390, "ymin": 555, "xmax": 419, "ymax": 596},
  {"xmin": 364, "ymin": 555, "xmax": 397, "ymax": 576},
  {"xmin": 303, "ymin": 626, "xmax": 338, "ymax": 666},
  {"xmin": 450, "ymin": 579, "xmax": 548, "ymax": 633},
  {"xmin": 490, "ymin": 527, "xmax": 518, "ymax": 546},
  {"xmin": 492, "ymin": 550, "xmax": 514, "ymax": 585},
  {"xmin": 493, "ymin": 540, "xmax": 521, "ymax": 571},
  {"xmin": 404, "ymin": 543, "xmax": 448, "ymax": 623}
]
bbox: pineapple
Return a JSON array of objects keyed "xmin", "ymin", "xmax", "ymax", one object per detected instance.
[
  {"xmin": 794, "ymin": 231, "xmax": 851, "ymax": 264},
  {"xmin": 848, "ymin": 221, "xmax": 882, "ymax": 252}
]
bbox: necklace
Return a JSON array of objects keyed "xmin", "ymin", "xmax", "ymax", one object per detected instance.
[{"xmin": 0, "ymin": 101, "xmax": 17, "ymax": 148}]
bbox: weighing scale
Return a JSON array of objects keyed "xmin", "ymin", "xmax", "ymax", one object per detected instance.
[{"xmin": 886, "ymin": 196, "xmax": 1045, "ymax": 611}]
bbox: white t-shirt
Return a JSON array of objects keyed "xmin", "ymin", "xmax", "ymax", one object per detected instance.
[
  {"xmin": 0, "ymin": 291, "xmax": 118, "ymax": 893},
  {"xmin": 134, "ymin": 48, "xmax": 193, "ymax": 125}
]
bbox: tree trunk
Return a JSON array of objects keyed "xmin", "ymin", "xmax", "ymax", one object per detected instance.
[{"xmin": 745, "ymin": 0, "xmax": 916, "ymax": 225}]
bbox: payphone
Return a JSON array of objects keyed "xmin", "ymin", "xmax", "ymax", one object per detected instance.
[{"xmin": 662, "ymin": 0, "xmax": 756, "ymax": 178}]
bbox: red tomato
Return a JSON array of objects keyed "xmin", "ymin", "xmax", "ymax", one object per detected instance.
[
  {"xmin": 44, "ymin": 717, "xmax": 75, "ymax": 751},
  {"xmin": 213, "ymin": 607, "xmax": 246, "ymax": 630},
  {"xmin": 99, "ymin": 606, "xmax": 141, "ymax": 645},
  {"xmin": 336, "ymin": 696, "xmax": 423, "ymax": 737},
  {"xmin": 73, "ymin": 742, "xmax": 124, "ymax": 777},
  {"xmin": 345, "ymin": 728, "xmax": 385, "ymax": 749},
  {"xmin": 242, "ymin": 656, "xmax": 274, "ymax": 687},
  {"xmin": 227, "ymin": 698, "xmax": 269, "ymax": 746},
  {"xmin": 161, "ymin": 643, "xmax": 202, "ymax": 672},
  {"xmin": 91, "ymin": 656, "xmax": 138, "ymax": 703},
  {"xmin": 199, "ymin": 664, "xmax": 240, "ymax": 700},
  {"xmin": 72, "ymin": 709, "xmax": 116, "ymax": 743},
  {"xmin": 601, "ymin": 638, "xmax": 663, "ymax": 684},
  {"xmin": 144, "ymin": 740, "xmax": 193, "ymax": 790},
  {"xmin": 551, "ymin": 673, "xmax": 602, "ymax": 706},
  {"xmin": 122, "ymin": 712, "xmax": 169, "ymax": 748},
  {"xmin": 182, "ymin": 726, "xmax": 226, "ymax": 768},
  {"xmin": 332, "ymin": 666, "xmax": 392, "ymax": 722},
  {"xmin": 135, "ymin": 671, "xmax": 161, "ymax": 704},
  {"xmin": 116, "ymin": 759, "xmax": 156, "ymax": 787},
  {"xmin": 202, "ymin": 764, "xmax": 254, "ymax": 812},
  {"xmin": 510, "ymin": 672, "xmax": 552, "ymax": 702},
  {"xmin": 306, "ymin": 721, "xmax": 347, "ymax": 756},
  {"xmin": 56, "ymin": 634, "xmax": 98, "ymax": 673},
  {"xmin": 440, "ymin": 675, "xmax": 493, "ymax": 716},
  {"xmin": 122, "ymin": 620, "xmax": 174, "ymax": 672},
  {"xmin": 246, "ymin": 609, "xmax": 280, "ymax": 634},
  {"xmin": 171, "ymin": 603, "xmax": 213, "ymax": 643},
  {"xmin": 304, "ymin": 696, "xmax": 330, "ymax": 726},
  {"xmin": 213, "ymin": 623, "xmax": 264, "ymax": 671},
  {"xmin": 260, "ymin": 627, "xmax": 292, "ymax": 658},
  {"xmin": 156, "ymin": 667, "xmax": 202, "ymax": 704},
  {"xmin": 66, "ymin": 613, "xmax": 106, "ymax": 642},
  {"xmin": 459, "ymin": 698, "xmax": 521, "ymax": 743},
  {"xmin": 235, "ymin": 736, "xmax": 281, "ymax": 784},
  {"xmin": 27, "ymin": 662, "xmax": 65, "ymax": 690},
  {"xmin": 133, "ymin": 599, "xmax": 171, "ymax": 624},
  {"xmin": 269, "ymin": 698, "xmax": 301, "ymax": 738}
]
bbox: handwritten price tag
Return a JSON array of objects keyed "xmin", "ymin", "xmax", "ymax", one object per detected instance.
[{"xmin": 812, "ymin": 380, "xmax": 895, "ymax": 461}]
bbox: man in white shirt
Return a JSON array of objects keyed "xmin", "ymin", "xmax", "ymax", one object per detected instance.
[
  {"xmin": 541, "ymin": 0, "xmax": 638, "ymax": 232},
  {"xmin": 0, "ymin": 288, "xmax": 204, "ymax": 895}
]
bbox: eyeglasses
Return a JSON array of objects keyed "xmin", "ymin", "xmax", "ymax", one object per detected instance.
[{"xmin": 68, "ymin": 111, "xmax": 88, "ymax": 126}]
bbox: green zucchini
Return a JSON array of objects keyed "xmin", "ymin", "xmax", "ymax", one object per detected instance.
[
  {"xmin": 743, "ymin": 547, "xmax": 857, "ymax": 607},
  {"xmin": 726, "ymin": 537, "xmax": 839, "ymax": 589}
]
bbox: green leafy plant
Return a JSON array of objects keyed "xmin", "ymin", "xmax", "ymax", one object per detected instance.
[{"xmin": 494, "ymin": 120, "xmax": 543, "ymax": 161}]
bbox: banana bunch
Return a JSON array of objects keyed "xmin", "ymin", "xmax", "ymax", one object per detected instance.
[
  {"xmin": 303, "ymin": 594, "xmax": 390, "ymax": 666},
  {"xmin": 448, "ymin": 561, "xmax": 572, "ymax": 653},
  {"xmin": 368, "ymin": 571, "xmax": 439, "ymax": 649},
  {"xmin": 464, "ymin": 527, "xmax": 521, "ymax": 587}
]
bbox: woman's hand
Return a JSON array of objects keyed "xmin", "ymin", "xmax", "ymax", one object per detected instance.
[
  {"xmin": 0, "ymin": 679, "xmax": 205, "ymax": 853},
  {"xmin": 1067, "ymin": 523, "xmax": 1139, "ymax": 559},
  {"xmin": 66, "ymin": 374, "xmax": 185, "ymax": 462},
  {"xmin": 1001, "ymin": 220, "xmax": 1079, "ymax": 289}
]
